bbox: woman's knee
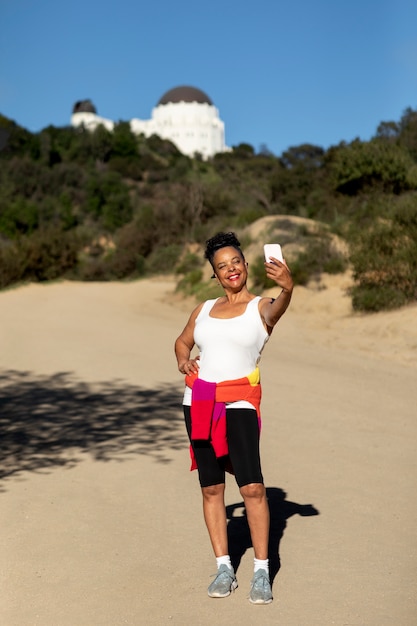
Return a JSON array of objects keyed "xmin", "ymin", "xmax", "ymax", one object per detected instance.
[
  {"xmin": 202, "ymin": 483, "xmax": 225, "ymax": 500},
  {"xmin": 240, "ymin": 482, "xmax": 265, "ymax": 500}
]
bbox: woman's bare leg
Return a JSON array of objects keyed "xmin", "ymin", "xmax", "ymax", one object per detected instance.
[
  {"xmin": 201, "ymin": 483, "xmax": 228, "ymax": 556},
  {"xmin": 240, "ymin": 483, "xmax": 269, "ymax": 559}
]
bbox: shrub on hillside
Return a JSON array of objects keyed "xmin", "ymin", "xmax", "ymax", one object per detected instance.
[
  {"xmin": 0, "ymin": 228, "xmax": 79, "ymax": 288},
  {"xmin": 82, "ymin": 170, "xmax": 132, "ymax": 230},
  {"xmin": 0, "ymin": 242, "xmax": 27, "ymax": 288},
  {"xmin": 349, "ymin": 202, "xmax": 417, "ymax": 311},
  {"xmin": 176, "ymin": 269, "xmax": 222, "ymax": 301},
  {"xmin": 332, "ymin": 138, "xmax": 417, "ymax": 195},
  {"xmin": 175, "ymin": 252, "xmax": 203, "ymax": 275},
  {"xmin": 0, "ymin": 197, "xmax": 39, "ymax": 237},
  {"xmin": 145, "ymin": 244, "xmax": 183, "ymax": 274}
]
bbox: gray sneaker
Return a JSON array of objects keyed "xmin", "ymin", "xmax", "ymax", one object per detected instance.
[
  {"xmin": 207, "ymin": 564, "xmax": 238, "ymax": 598},
  {"xmin": 249, "ymin": 569, "xmax": 273, "ymax": 604}
]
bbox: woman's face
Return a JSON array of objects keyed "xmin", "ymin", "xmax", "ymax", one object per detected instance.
[{"xmin": 212, "ymin": 246, "xmax": 248, "ymax": 290}]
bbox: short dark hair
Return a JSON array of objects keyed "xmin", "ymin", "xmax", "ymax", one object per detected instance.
[{"xmin": 204, "ymin": 232, "xmax": 245, "ymax": 268}]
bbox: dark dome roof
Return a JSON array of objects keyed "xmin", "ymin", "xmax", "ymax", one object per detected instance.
[
  {"xmin": 72, "ymin": 99, "xmax": 97, "ymax": 114},
  {"xmin": 157, "ymin": 86, "xmax": 213, "ymax": 106}
]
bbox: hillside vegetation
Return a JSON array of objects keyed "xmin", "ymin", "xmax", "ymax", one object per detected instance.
[{"xmin": 0, "ymin": 108, "xmax": 416, "ymax": 311}]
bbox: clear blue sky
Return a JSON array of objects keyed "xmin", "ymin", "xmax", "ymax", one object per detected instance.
[{"xmin": 1, "ymin": 0, "xmax": 416, "ymax": 156}]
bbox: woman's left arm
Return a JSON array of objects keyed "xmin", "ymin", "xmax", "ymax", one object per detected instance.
[{"xmin": 260, "ymin": 257, "xmax": 294, "ymax": 329}]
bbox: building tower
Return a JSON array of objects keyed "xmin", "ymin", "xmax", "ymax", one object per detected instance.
[{"xmin": 71, "ymin": 86, "xmax": 228, "ymax": 158}]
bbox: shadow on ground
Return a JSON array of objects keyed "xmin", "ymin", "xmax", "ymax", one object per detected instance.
[
  {"xmin": 0, "ymin": 369, "xmax": 186, "ymax": 488},
  {"xmin": 226, "ymin": 487, "xmax": 319, "ymax": 583}
]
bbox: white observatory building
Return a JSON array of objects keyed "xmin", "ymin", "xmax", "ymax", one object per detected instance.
[{"xmin": 71, "ymin": 86, "xmax": 228, "ymax": 158}]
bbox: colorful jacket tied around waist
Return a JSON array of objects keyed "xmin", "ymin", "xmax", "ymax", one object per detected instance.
[{"xmin": 185, "ymin": 367, "xmax": 262, "ymax": 472}]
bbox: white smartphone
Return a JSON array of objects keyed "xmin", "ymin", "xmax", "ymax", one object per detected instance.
[{"xmin": 264, "ymin": 243, "xmax": 283, "ymax": 264}]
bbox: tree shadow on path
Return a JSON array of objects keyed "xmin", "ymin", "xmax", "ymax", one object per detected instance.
[
  {"xmin": 0, "ymin": 369, "xmax": 186, "ymax": 491},
  {"xmin": 226, "ymin": 486, "xmax": 319, "ymax": 584}
]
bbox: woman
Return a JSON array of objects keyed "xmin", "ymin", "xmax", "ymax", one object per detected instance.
[{"xmin": 174, "ymin": 232, "xmax": 293, "ymax": 604}]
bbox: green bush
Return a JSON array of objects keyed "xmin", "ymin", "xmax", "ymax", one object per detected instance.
[
  {"xmin": 23, "ymin": 228, "xmax": 79, "ymax": 281},
  {"xmin": 0, "ymin": 197, "xmax": 39, "ymax": 237},
  {"xmin": 82, "ymin": 170, "xmax": 132, "ymax": 230},
  {"xmin": 0, "ymin": 242, "xmax": 27, "ymax": 288},
  {"xmin": 349, "ymin": 215, "xmax": 417, "ymax": 311},
  {"xmin": 287, "ymin": 260, "xmax": 310, "ymax": 287},
  {"xmin": 146, "ymin": 244, "xmax": 182, "ymax": 274},
  {"xmin": 234, "ymin": 206, "xmax": 267, "ymax": 227},
  {"xmin": 176, "ymin": 270, "xmax": 223, "ymax": 301},
  {"xmin": 351, "ymin": 285, "xmax": 408, "ymax": 312},
  {"xmin": 249, "ymin": 256, "xmax": 276, "ymax": 291},
  {"xmin": 290, "ymin": 237, "xmax": 347, "ymax": 286},
  {"xmin": 175, "ymin": 252, "xmax": 203, "ymax": 275},
  {"xmin": 78, "ymin": 248, "xmax": 146, "ymax": 281},
  {"xmin": 176, "ymin": 270, "xmax": 204, "ymax": 295},
  {"xmin": 332, "ymin": 138, "xmax": 417, "ymax": 195},
  {"xmin": 0, "ymin": 228, "xmax": 79, "ymax": 288}
]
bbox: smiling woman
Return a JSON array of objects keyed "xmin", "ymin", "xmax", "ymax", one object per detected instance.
[{"xmin": 174, "ymin": 231, "xmax": 293, "ymax": 604}]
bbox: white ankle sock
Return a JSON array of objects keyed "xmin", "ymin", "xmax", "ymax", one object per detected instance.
[
  {"xmin": 254, "ymin": 558, "xmax": 269, "ymax": 574},
  {"xmin": 216, "ymin": 555, "xmax": 232, "ymax": 570}
]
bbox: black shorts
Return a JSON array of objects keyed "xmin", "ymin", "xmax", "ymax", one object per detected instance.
[{"xmin": 184, "ymin": 405, "xmax": 264, "ymax": 488}]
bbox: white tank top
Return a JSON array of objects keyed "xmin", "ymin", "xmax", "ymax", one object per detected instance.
[{"xmin": 183, "ymin": 296, "xmax": 269, "ymax": 408}]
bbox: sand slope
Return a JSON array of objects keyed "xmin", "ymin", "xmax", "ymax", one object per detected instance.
[{"xmin": 1, "ymin": 278, "xmax": 416, "ymax": 625}]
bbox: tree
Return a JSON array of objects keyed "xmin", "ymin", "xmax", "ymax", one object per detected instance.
[
  {"xmin": 82, "ymin": 170, "xmax": 132, "ymax": 229},
  {"xmin": 280, "ymin": 144, "xmax": 325, "ymax": 170},
  {"xmin": 331, "ymin": 138, "xmax": 417, "ymax": 195},
  {"xmin": 232, "ymin": 143, "xmax": 255, "ymax": 158},
  {"xmin": 398, "ymin": 107, "xmax": 417, "ymax": 162},
  {"xmin": 375, "ymin": 120, "xmax": 399, "ymax": 141},
  {"xmin": 110, "ymin": 121, "xmax": 139, "ymax": 158},
  {"xmin": 270, "ymin": 144, "xmax": 326, "ymax": 214}
]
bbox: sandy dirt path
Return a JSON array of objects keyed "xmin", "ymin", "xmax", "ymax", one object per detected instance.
[{"xmin": 1, "ymin": 278, "xmax": 416, "ymax": 625}]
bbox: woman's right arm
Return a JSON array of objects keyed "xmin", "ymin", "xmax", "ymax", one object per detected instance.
[{"xmin": 174, "ymin": 303, "xmax": 203, "ymax": 374}]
